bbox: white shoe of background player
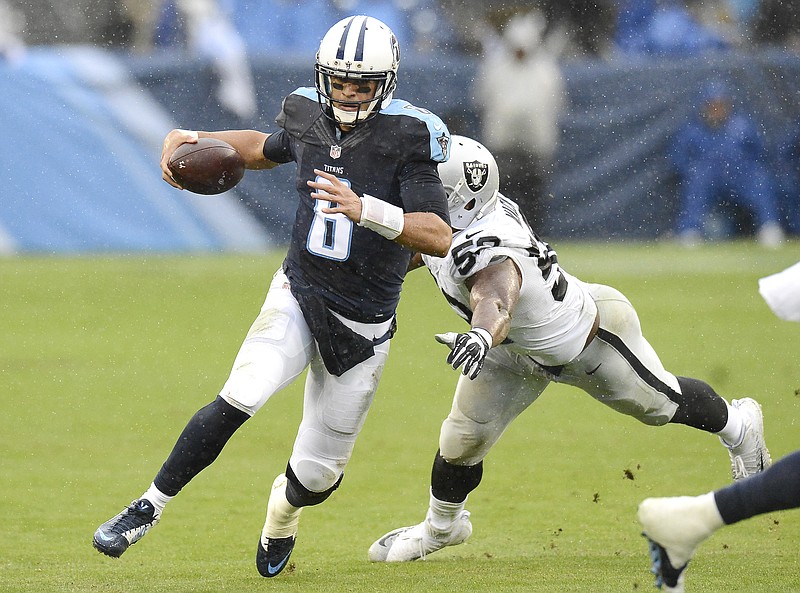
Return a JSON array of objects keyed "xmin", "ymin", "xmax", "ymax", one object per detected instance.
[{"xmin": 368, "ymin": 510, "xmax": 472, "ymax": 562}]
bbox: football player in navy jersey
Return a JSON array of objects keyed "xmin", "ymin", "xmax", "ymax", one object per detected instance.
[
  {"xmin": 92, "ymin": 15, "xmax": 451, "ymax": 577},
  {"xmin": 368, "ymin": 135, "xmax": 772, "ymax": 563}
]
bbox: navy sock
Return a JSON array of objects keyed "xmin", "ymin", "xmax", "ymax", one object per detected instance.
[
  {"xmin": 153, "ymin": 396, "xmax": 250, "ymax": 496},
  {"xmin": 715, "ymin": 449, "xmax": 800, "ymax": 525},
  {"xmin": 431, "ymin": 450, "xmax": 483, "ymax": 503}
]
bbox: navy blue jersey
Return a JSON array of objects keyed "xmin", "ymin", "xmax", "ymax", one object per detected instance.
[{"xmin": 264, "ymin": 88, "xmax": 450, "ymax": 323}]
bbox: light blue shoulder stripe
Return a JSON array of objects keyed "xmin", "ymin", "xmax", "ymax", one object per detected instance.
[
  {"xmin": 292, "ymin": 87, "xmax": 318, "ymax": 100},
  {"xmin": 381, "ymin": 99, "xmax": 450, "ymax": 162}
]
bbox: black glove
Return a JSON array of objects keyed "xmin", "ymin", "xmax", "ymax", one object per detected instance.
[{"xmin": 435, "ymin": 328, "xmax": 492, "ymax": 379}]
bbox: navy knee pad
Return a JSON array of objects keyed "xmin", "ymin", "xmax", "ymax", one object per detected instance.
[{"xmin": 284, "ymin": 462, "xmax": 344, "ymax": 507}]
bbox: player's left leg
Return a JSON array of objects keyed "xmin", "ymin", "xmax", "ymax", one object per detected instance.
[
  {"xmin": 561, "ymin": 283, "xmax": 770, "ymax": 480},
  {"xmin": 257, "ymin": 333, "xmax": 391, "ymax": 577},
  {"xmin": 370, "ymin": 350, "xmax": 550, "ymax": 562}
]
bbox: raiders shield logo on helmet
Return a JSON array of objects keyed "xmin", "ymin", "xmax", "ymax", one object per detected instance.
[{"xmin": 463, "ymin": 160, "xmax": 489, "ymax": 192}]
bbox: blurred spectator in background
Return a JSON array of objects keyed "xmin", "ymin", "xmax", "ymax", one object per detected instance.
[
  {"xmin": 224, "ymin": 0, "xmax": 454, "ymax": 58},
  {"xmin": 541, "ymin": 0, "xmax": 617, "ymax": 58},
  {"xmin": 153, "ymin": 0, "xmax": 257, "ymax": 120},
  {"xmin": 225, "ymin": 0, "xmax": 339, "ymax": 57},
  {"xmin": 689, "ymin": 0, "xmax": 757, "ymax": 47},
  {"xmin": 397, "ymin": 0, "xmax": 459, "ymax": 55},
  {"xmin": 475, "ymin": 10, "xmax": 567, "ymax": 227},
  {"xmin": 773, "ymin": 120, "xmax": 800, "ymax": 235},
  {"xmin": 440, "ymin": 0, "xmax": 615, "ymax": 59},
  {"xmin": 331, "ymin": 0, "xmax": 457, "ymax": 56},
  {"xmin": 669, "ymin": 79, "xmax": 785, "ymax": 247},
  {"xmin": 751, "ymin": 0, "xmax": 800, "ymax": 50},
  {"xmin": 0, "ymin": 0, "xmax": 25, "ymax": 65},
  {"xmin": 614, "ymin": 0, "xmax": 731, "ymax": 57}
]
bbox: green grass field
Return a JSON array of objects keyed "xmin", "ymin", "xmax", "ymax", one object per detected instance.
[{"xmin": 2, "ymin": 241, "xmax": 799, "ymax": 593}]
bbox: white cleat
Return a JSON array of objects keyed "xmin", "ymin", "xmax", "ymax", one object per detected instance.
[
  {"xmin": 723, "ymin": 398, "xmax": 771, "ymax": 480},
  {"xmin": 638, "ymin": 493, "xmax": 724, "ymax": 592},
  {"xmin": 368, "ymin": 510, "xmax": 472, "ymax": 562}
]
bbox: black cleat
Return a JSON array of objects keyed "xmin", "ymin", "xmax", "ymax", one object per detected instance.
[
  {"xmin": 646, "ymin": 537, "xmax": 687, "ymax": 592},
  {"xmin": 93, "ymin": 499, "xmax": 160, "ymax": 558},
  {"xmin": 256, "ymin": 535, "xmax": 296, "ymax": 577}
]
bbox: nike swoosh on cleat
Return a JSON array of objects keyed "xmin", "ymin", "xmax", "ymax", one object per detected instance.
[
  {"xmin": 377, "ymin": 532, "xmax": 398, "ymax": 547},
  {"xmin": 267, "ymin": 555, "xmax": 290, "ymax": 575}
]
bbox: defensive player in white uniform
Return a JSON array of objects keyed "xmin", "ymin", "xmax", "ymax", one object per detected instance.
[
  {"xmin": 92, "ymin": 16, "xmax": 452, "ymax": 577},
  {"xmin": 368, "ymin": 136, "xmax": 772, "ymax": 563}
]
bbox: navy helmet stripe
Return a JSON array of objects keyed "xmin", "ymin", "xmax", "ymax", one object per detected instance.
[
  {"xmin": 336, "ymin": 17, "xmax": 356, "ymax": 60},
  {"xmin": 354, "ymin": 18, "xmax": 368, "ymax": 61}
]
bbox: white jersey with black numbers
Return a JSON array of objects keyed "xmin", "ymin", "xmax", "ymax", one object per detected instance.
[{"xmin": 422, "ymin": 194, "xmax": 598, "ymax": 367}]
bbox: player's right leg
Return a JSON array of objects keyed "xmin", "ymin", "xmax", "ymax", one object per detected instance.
[
  {"xmin": 370, "ymin": 352, "xmax": 548, "ymax": 562},
  {"xmin": 92, "ymin": 395, "xmax": 252, "ymax": 558},
  {"xmin": 93, "ymin": 269, "xmax": 314, "ymax": 558}
]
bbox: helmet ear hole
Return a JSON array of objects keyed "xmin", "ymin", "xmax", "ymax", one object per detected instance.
[{"xmin": 464, "ymin": 198, "xmax": 477, "ymax": 211}]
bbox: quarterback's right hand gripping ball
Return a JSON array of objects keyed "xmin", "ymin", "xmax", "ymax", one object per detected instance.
[
  {"xmin": 167, "ymin": 137, "xmax": 245, "ymax": 195},
  {"xmin": 436, "ymin": 329, "xmax": 491, "ymax": 380}
]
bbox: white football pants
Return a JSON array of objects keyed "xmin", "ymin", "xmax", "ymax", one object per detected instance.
[
  {"xmin": 219, "ymin": 269, "xmax": 391, "ymax": 492},
  {"xmin": 440, "ymin": 283, "xmax": 680, "ymax": 465}
]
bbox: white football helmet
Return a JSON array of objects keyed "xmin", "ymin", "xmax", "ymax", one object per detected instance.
[
  {"xmin": 438, "ymin": 135, "xmax": 500, "ymax": 230},
  {"xmin": 315, "ymin": 15, "xmax": 400, "ymax": 126}
]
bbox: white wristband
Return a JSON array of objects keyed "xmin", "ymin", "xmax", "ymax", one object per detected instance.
[
  {"xmin": 358, "ymin": 194, "xmax": 405, "ymax": 240},
  {"xmin": 470, "ymin": 327, "xmax": 494, "ymax": 348}
]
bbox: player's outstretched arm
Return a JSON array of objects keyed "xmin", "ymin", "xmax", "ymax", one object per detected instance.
[
  {"xmin": 435, "ymin": 258, "xmax": 522, "ymax": 379},
  {"xmin": 160, "ymin": 128, "xmax": 279, "ymax": 188},
  {"xmin": 466, "ymin": 258, "xmax": 522, "ymax": 346}
]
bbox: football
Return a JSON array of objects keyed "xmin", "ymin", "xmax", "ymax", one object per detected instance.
[{"xmin": 167, "ymin": 137, "xmax": 245, "ymax": 195}]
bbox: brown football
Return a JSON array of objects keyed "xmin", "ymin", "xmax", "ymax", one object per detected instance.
[{"xmin": 167, "ymin": 138, "xmax": 245, "ymax": 195}]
